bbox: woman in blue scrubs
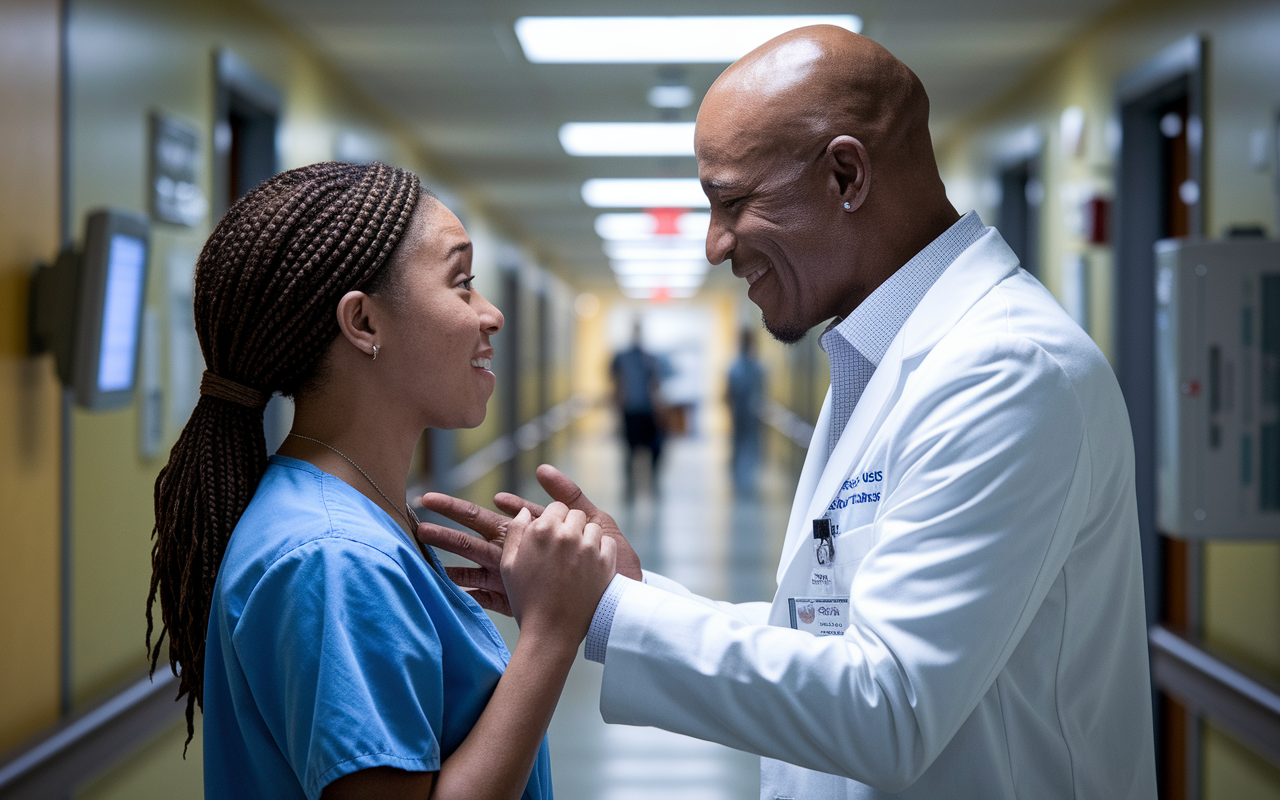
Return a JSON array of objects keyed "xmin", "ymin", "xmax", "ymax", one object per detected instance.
[{"xmin": 146, "ymin": 161, "xmax": 615, "ymax": 799}]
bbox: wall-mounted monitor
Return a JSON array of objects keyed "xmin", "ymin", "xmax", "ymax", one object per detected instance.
[
  {"xmin": 30, "ymin": 209, "xmax": 151, "ymax": 411},
  {"xmin": 74, "ymin": 211, "xmax": 150, "ymax": 409}
]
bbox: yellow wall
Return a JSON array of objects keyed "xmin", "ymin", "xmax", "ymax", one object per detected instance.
[
  {"xmin": 0, "ymin": 0, "xmax": 63, "ymax": 755},
  {"xmin": 936, "ymin": 0, "xmax": 1280, "ymax": 794}
]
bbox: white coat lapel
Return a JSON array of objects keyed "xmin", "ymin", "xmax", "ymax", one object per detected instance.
[
  {"xmin": 774, "ymin": 227, "xmax": 1021, "ymax": 582},
  {"xmin": 899, "ymin": 227, "xmax": 1020, "ymax": 360},
  {"xmin": 776, "ymin": 334, "xmax": 906, "ymax": 577},
  {"xmin": 776, "ymin": 391, "xmax": 833, "ymax": 586}
]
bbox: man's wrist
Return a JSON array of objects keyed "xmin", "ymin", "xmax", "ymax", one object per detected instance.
[{"xmin": 584, "ymin": 574, "xmax": 629, "ymax": 664}]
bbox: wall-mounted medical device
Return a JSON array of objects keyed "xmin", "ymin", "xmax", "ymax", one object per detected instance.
[
  {"xmin": 29, "ymin": 209, "xmax": 151, "ymax": 411},
  {"xmin": 1155, "ymin": 237, "xmax": 1280, "ymax": 538}
]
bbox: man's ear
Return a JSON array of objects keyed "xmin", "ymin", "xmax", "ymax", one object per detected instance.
[
  {"xmin": 335, "ymin": 290, "xmax": 379, "ymax": 358},
  {"xmin": 827, "ymin": 135, "xmax": 871, "ymax": 213}
]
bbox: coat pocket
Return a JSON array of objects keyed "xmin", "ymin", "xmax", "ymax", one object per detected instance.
[{"xmin": 833, "ymin": 523, "xmax": 875, "ymax": 589}]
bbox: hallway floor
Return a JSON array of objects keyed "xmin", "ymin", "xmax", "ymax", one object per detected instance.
[{"xmin": 485, "ymin": 418, "xmax": 798, "ymax": 800}]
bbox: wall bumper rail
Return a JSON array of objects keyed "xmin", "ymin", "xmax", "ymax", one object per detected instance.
[
  {"xmin": 1149, "ymin": 624, "xmax": 1280, "ymax": 764},
  {"xmin": 0, "ymin": 670, "xmax": 181, "ymax": 799}
]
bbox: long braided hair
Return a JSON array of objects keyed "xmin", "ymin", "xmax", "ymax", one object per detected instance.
[{"xmin": 147, "ymin": 161, "xmax": 422, "ymax": 745}]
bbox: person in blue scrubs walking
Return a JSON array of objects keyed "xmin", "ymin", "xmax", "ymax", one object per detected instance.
[
  {"xmin": 147, "ymin": 162, "xmax": 615, "ymax": 800},
  {"xmin": 726, "ymin": 328, "xmax": 766, "ymax": 492}
]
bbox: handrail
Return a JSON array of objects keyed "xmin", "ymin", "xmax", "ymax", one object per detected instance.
[
  {"xmin": 1149, "ymin": 624, "xmax": 1280, "ymax": 764},
  {"xmin": 416, "ymin": 393, "xmax": 590, "ymax": 495},
  {"xmin": 0, "ymin": 670, "xmax": 181, "ymax": 799},
  {"xmin": 761, "ymin": 398, "xmax": 816, "ymax": 449}
]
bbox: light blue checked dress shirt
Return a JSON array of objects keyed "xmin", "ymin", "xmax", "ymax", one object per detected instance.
[
  {"xmin": 585, "ymin": 211, "xmax": 989, "ymax": 663},
  {"xmin": 821, "ymin": 211, "xmax": 987, "ymax": 454}
]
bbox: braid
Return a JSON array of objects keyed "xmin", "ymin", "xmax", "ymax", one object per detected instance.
[{"xmin": 146, "ymin": 162, "xmax": 421, "ymax": 748}]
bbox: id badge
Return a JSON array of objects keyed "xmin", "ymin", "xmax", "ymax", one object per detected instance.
[
  {"xmin": 809, "ymin": 518, "xmax": 837, "ymax": 595},
  {"xmin": 788, "ymin": 596, "xmax": 850, "ymax": 636}
]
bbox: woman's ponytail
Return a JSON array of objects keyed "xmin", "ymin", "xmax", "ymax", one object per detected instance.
[{"xmin": 146, "ymin": 162, "xmax": 421, "ymax": 745}]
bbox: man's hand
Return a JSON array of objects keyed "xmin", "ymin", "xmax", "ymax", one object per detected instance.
[
  {"xmin": 416, "ymin": 494, "xmax": 515, "ymax": 616},
  {"xmin": 495, "ymin": 465, "xmax": 642, "ymax": 582},
  {"xmin": 419, "ymin": 465, "xmax": 642, "ymax": 616}
]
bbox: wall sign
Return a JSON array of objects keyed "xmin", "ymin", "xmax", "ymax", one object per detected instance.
[{"xmin": 150, "ymin": 113, "xmax": 207, "ymax": 226}]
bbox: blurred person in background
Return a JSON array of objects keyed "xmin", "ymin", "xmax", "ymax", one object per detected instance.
[
  {"xmin": 726, "ymin": 328, "xmax": 766, "ymax": 493},
  {"xmin": 610, "ymin": 320, "xmax": 664, "ymax": 500},
  {"xmin": 147, "ymin": 162, "xmax": 614, "ymax": 800}
]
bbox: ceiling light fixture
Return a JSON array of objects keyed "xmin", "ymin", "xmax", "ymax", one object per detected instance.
[
  {"xmin": 648, "ymin": 85, "xmax": 696, "ymax": 109},
  {"xmin": 616, "ymin": 273, "xmax": 704, "ymax": 289},
  {"xmin": 609, "ymin": 260, "xmax": 709, "ymax": 276},
  {"xmin": 605, "ymin": 242, "xmax": 707, "ymax": 261},
  {"xmin": 515, "ymin": 16, "xmax": 862, "ymax": 63},
  {"xmin": 559, "ymin": 122, "xmax": 695, "ymax": 157},
  {"xmin": 582, "ymin": 179, "xmax": 708, "ymax": 209},
  {"xmin": 595, "ymin": 212, "xmax": 710, "ymax": 241},
  {"xmin": 621, "ymin": 286, "xmax": 698, "ymax": 300}
]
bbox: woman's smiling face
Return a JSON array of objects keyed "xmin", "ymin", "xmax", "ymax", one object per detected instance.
[{"xmin": 377, "ymin": 199, "xmax": 504, "ymax": 430}]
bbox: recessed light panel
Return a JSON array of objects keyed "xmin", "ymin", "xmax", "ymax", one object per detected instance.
[
  {"xmin": 617, "ymin": 273, "xmax": 704, "ymax": 289},
  {"xmin": 621, "ymin": 286, "xmax": 698, "ymax": 300},
  {"xmin": 605, "ymin": 242, "xmax": 706, "ymax": 261},
  {"xmin": 582, "ymin": 178, "xmax": 708, "ymax": 209},
  {"xmin": 595, "ymin": 212, "xmax": 710, "ymax": 241},
  {"xmin": 609, "ymin": 260, "xmax": 709, "ymax": 276},
  {"xmin": 648, "ymin": 85, "xmax": 696, "ymax": 109},
  {"xmin": 560, "ymin": 122, "xmax": 695, "ymax": 156},
  {"xmin": 515, "ymin": 16, "xmax": 862, "ymax": 63}
]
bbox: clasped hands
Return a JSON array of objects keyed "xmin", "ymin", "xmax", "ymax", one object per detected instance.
[{"xmin": 416, "ymin": 464, "xmax": 643, "ymax": 628}]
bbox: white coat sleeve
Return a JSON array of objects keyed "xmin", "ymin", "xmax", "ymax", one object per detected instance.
[
  {"xmin": 641, "ymin": 570, "xmax": 771, "ymax": 625},
  {"xmin": 599, "ymin": 336, "xmax": 1090, "ymax": 792}
]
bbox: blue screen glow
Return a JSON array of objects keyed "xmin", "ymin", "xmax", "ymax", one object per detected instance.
[{"xmin": 97, "ymin": 234, "xmax": 146, "ymax": 392}]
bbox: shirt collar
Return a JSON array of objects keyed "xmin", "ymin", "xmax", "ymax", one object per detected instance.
[{"xmin": 821, "ymin": 210, "xmax": 986, "ymax": 367}]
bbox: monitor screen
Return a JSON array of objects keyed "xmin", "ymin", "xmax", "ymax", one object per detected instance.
[{"xmin": 96, "ymin": 233, "xmax": 147, "ymax": 392}]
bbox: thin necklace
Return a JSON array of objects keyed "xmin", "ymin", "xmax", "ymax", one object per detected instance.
[{"xmin": 286, "ymin": 433, "xmax": 421, "ymax": 535}]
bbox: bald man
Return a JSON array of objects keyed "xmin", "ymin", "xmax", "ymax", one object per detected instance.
[{"xmin": 422, "ymin": 26, "xmax": 1156, "ymax": 799}]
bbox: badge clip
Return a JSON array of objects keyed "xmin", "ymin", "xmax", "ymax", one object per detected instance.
[{"xmin": 812, "ymin": 517, "xmax": 836, "ymax": 564}]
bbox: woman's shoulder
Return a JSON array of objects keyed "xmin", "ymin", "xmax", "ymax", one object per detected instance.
[{"xmin": 219, "ymin": 456, "xmax": 423, "ymax": 600}]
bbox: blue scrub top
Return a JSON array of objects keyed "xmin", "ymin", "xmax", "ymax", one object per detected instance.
[{"xmin": 203, "ymin": 455, "xmax": 552, "ymax": 800}]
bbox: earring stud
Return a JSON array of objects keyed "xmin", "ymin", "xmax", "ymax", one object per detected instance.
[
  {"xmin": 843, "ymin": 202, "xmax": 852, "ymax": 210},
  {"xmin": 372, "ymin": 344, "xmax": 379, "ymax": 361}
]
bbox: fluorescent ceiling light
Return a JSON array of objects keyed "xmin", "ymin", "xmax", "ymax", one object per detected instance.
[
  {"xmin": 621, "ymin": 286, "xmax": 698, "ymax": 300},
  {"xmin": 625, "ymin": 287, "xmax": 699, "ymax": 300},
  {"xmin": 605, "ymin": 241, "xmax": 706, "ymax": 261},
  {"xmin": 560, "ymin": 122, "xmax": 695, "ymax": 157},
  {"xmin": 595, "ymin": 212, "xmax": 710, "ymax": 241},
  {"xmin": 582, "ymin": 179, "xmax": 708, "ymax": 209},
  {"xmin": 610, "ymin": 260, "xmax": 709, "ymax": 276},
  {"xmin": 516, "ymin": 16, "xmax": 862, "ymax": 63},
  {"xmin": 617, "ymin": 273, "xmax": 704, "ymax": 289},
  {"xmin": 648, "ymin": 85, "xmax": 695, "ymax": 109}
]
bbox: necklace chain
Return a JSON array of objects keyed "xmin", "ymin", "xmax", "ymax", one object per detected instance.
[{"xmin": 286, "ymin": 433, "xmax": 420, "ymax": 534}]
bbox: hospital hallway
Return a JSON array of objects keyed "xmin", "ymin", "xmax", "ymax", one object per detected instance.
[
  {"xmin": 492, "ymin": 413, "xmax": 798, "ymax": 800},
  {"xmin": 8, "ymin": 0, "xmax": 1280, "ymax": 798}
]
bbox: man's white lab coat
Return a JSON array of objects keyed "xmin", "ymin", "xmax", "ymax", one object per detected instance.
[{"xmin": 597, "ymin": 229, "xmax": 1158, "ymax": 798}]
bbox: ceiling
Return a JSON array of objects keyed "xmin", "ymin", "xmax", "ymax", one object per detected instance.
[{"xmin": 253, "ymin": 0, "xmax": 1122, "ymax": 291}]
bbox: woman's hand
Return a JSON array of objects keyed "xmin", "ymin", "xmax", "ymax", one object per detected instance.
[
  {"xmin": 416, "ymin": 495, "xmax": 514, "ymax": 615},
  {"xmin": 500, "ymin": 505, "xmax": 615, "ymax": 640}
]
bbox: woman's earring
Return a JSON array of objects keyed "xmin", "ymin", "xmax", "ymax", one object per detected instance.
[
  {"xmin": 843, "ymin": 201, "xmax": 852, "ymax": 211},
  {"xmin": 372, "ymin": 344, "xmax": 379, "ymax": 361}
]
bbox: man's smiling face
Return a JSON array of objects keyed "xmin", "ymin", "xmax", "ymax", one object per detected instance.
[
  {"xmin": 697, "ymin": 129, "xmax": 842, "ymax": 344},
  {"xmin": 694, "ymin": 38, "xmax": 862, "ymax": 344}
]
